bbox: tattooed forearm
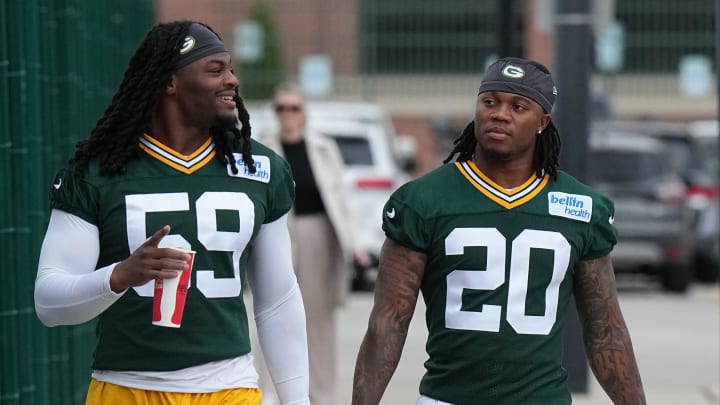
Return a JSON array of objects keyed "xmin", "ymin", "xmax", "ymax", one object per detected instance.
[
  {"xmin": 352, "ymin": 239, "xmax": 426, "ymax": 405},
  {"xmin": 574, "ymin": 256, "xmax": 646, "ymax": 405}
]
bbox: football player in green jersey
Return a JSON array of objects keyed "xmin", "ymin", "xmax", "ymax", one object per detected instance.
[
  {"xmin": 353, "ymin": 57, "xmax": 646, "ymax": 405},
  {"xmin": 34, "ymin": 21, "xmax": 310, "ymax": 405}
]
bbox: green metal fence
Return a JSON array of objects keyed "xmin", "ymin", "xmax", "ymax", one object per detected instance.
[
  {"xmin": 356, "ymin": 0, "xmax": 715, "ymax": 74},
  {"xmin": 359, "ymin": 0, "xmax": 525, "ymax": 74},
  {"xmin": 0, "ymin": 1, "xmax": 152, "ymax": 404},
  {"xmin": 617, "ymin": 0, "xmax": 715, "ymax": 72},
  {"xmin": 239, "ymin": 0, "xmax": 716, "ymax": 118}
]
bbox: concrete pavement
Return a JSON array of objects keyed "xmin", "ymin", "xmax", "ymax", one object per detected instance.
[{"xmin": 335, "ymin": 281, "xmax": 720, "ymax": 405}]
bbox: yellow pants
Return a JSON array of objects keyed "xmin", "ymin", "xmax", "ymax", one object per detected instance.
[{"xmin": 85, "ymin": 379, "xmax": 262, "ymax": 405}]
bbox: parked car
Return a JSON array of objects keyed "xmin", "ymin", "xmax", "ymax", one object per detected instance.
[
  {"xmin": 684, "ymin": 120, "xmax": 719, "ymax": 282},
  {"xmin": 593, "ymin": 120, "xmax": 719, "ymax": 283},
  {"xmin": 249, "ymin": 100, "xmax": 417, "ymax": 291},
  {"xmin": 587, "ymin": 128, "xmax": 695, "ymax": 292}
]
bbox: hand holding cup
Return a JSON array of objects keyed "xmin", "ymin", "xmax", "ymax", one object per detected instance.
[{"xmin": 110, "ymin": 225, "xmax": 190, "ymax": 293}]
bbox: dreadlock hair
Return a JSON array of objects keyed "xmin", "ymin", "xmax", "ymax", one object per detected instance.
[
  {"xmin": 71, "ymin": 20, "xmax": 255, "ymax": 176},
  {"xmin": 213, "ymin": 93, "xmax": 255, "ymax": 175},
  {"xmin": 442, "ymin": 119, "xmax": 562, "ymax": 180}
]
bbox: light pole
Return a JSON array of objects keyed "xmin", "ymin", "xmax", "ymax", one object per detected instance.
[{"xmin": 554, "ymin": 0, "xmax": 593, "ymax": 394}]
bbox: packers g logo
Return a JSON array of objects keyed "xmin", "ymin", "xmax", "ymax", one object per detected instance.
[
  {"xmin": 180, "ymin": 35, "xmax": 196, "ymax": 54},
  {"xmin": 501, "ymin": 65, "xmax": 525, "ymax": 79}
]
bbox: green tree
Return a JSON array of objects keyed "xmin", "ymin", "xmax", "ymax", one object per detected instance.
[{"xmin": 239, "ymin": 3, "xmax": 284, "ymax": 100}]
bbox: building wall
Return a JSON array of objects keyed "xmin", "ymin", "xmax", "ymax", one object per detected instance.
[
  {"xmin": 155, "ymin": 0, "xmax": 718, "ymax": 177},
  {"xmin": 156, "ymin": 0, "xmax": 358, "ymax": 75}
]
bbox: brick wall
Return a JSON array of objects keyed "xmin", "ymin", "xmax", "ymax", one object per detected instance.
[{"xmin": 155, "ymin": 0, "xmax": 358, "ymax": 75}]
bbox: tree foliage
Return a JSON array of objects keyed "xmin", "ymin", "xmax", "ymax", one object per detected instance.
[{"xmin": 239, "ymin": 3, "xmax": 285, "ymax": 101}]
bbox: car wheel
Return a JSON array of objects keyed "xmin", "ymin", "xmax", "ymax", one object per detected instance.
[
  {"xmin": 693, "ymin": 253, "xmax": 719, "ymax": 284},
  {"xmin": 661, "ymin": 263, "xmax": 690, "ymax": 293}
]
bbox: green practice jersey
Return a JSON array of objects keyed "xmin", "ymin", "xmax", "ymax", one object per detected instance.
[
  {"xmin": 382, "ymin": 160, "xmax": 617, "ymax": 405},
  {"xmin": 50, "ymin": 135, "xmax": 294, "ymax": 371}
]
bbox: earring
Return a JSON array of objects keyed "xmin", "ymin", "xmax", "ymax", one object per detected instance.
[{"xmin": 537, "ymin": 129, "xmax": 542, "ymax": 134}]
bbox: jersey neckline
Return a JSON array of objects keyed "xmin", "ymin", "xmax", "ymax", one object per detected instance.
[
  {"xmin": 454, "ymin": 160, "xmax": 549, "ymax": 209},
  {"xmin": 139, "ymin": 134, "xmax": 216, "ymax": 174}
]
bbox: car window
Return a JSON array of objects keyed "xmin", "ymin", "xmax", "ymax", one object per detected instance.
[
  {"xmin": 696, "ymin": 138, "xmax": 719, "ymax": 181},
  {"xmin": 656, "ymin": 138, "xmax": 693, "ymax": 172},
  {"xmin": 326, "ymin": 135, "xmax": 375, "ymax": 166},
  {"xmin": 588, "ymin": 150, "xmax": 662, "ymax": 182}
]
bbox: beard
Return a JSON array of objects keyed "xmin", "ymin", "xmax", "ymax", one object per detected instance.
[
  {"xmin": 213, "ymin": 113, "xmax": 239, "ymax": 133},
  {"xmin": 477, "ymin": 140, "xmax": 512, "ymax": 161},
  {"xmin": 210, "ymin": 113, "xmax": 242, "ymax": 144}
]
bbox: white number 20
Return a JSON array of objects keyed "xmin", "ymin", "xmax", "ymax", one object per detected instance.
[
  {"xmin": 125, "ymin": 192, "xmax": 255, "ymax": 298},
  {"xmin": 445, "ymin": 228, "xmax": 570, "ymax": 335}
]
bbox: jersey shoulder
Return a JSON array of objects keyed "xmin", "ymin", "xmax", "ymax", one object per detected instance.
[
  {"xmin": 247, "ymin": 138, "xmax": 292, "ymax": 175},
  {"xmin": 391, "ymin": 164, "xmax": 460, "ymax": 207},
  {"xmin": 382, "ymin": 164, "xmax": 462, "ymax": 251},
  {"xmin": 48, "ymin": 161, "xmax": 105, "ymax": 224},
  {"xmin": 553, "ymin": 170, "xmax": 606, "ymax": 197},
  {"xmin": 551, "ymin": 171, "xmax": 617, "ymax": 258},
  {"xmin": 552, "ymin": 170, "xmax": 615, "ymax": 218},
  {"xmin": 247, "ymin": 138, "xmax": 280, "ymax": 159}
]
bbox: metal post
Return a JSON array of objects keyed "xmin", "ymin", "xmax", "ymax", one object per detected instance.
[
  {"xmin": 716, "ymin": 0, "xmax": 720, "ymax": 123},
  {"xmin": 554, "ymin": 0, "xmax": 592, "ymax": 394},
  {"xmin": 714, "ymin": 6, "xmax": 720, "ymax": 295},
  {"xmin": 498, "ymin": 0, "xmax": 514, "ymax": 57}
]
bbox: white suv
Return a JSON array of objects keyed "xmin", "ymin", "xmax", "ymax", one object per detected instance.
[{"xmin": 249, "ymin": 101, "xmax": 416, "ymax": 290}]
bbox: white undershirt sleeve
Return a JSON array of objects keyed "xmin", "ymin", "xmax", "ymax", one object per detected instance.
[
  {"xmin": 248, "ymin": 213, "xmax": 310, "ymax": 405},
  {"xmin": 34, "ymin": 209, "xmax": 125, "ymax": 327}
]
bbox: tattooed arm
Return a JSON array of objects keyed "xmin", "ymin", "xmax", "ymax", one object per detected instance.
[
  {"xmin": 352, "ymin": 238, "xmax": 427, "ymax": 405},
  {"xmin": 573, "ymin": 255, "xmax": 646, "ymax": 405}
]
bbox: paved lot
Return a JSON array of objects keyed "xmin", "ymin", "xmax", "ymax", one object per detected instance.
[{"xmin": 334, "ymin": 279, "xmax": 720, "ymax": 405}]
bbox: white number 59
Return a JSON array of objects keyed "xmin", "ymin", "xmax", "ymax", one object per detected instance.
[{"xmin": 125, "ymin": 191, "xmax": 255, "ymax": 298}]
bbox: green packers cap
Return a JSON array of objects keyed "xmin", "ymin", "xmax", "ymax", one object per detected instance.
[
  {"xmin": 478, "ymin": 57, "xmax": 557, "ymax": 113},
  {"xmin": 175, "ymin": 23, "xmax": 228, "ymax": 70}
]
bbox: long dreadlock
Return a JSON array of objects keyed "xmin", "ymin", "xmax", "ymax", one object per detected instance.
[
  {"xmin": 442, "ymin": 119, "xmax": 562, "ymax": 180},
  {"xmin": 71, "ymin": 20, "xmax": 255, "ymax": 176}
]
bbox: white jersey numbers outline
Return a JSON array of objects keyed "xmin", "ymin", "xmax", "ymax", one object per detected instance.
[
  {"xmin": 444, "ymin": 228, "xmax": 570, "ymax": 335},
  {"xmin": 125, "ymin": 192, "xmax": 254, "ymax": 298}
]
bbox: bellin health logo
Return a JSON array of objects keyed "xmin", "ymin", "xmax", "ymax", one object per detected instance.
[{"xmin": 547, "ymin": 192, "xmax": 593, "ymax": 223}]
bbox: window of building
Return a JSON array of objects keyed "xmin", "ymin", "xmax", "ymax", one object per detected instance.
[{"xmin": 360, "ymin": 0, "xmax": 525, "ymax": 74}]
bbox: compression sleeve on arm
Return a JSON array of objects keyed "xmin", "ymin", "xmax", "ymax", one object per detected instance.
[
  {"xmin": 34, "ymin": 209, "xmax": 125, "ymax": 326},
  {"xmin": 248, "ymin": 213, "xmax": 310, "ymax": 405}
]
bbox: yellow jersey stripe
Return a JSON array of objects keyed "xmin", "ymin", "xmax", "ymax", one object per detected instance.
[
  {"xmin": 139, "ymin": 134, "xmax": 216, "ymax": 174},
  {"xmin": 455, "ymin": 161, "xmax": 549, "ymax": 209}
]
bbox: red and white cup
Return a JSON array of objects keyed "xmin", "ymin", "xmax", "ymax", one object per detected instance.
[{"xmin": 152, "ymin": 248, "xmax": 195, "ymax": 328}]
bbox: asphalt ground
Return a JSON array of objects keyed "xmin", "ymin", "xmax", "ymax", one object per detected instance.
[
  {"xmin": 334, "ymin": 278, "xmax": 720, "ymax": 405},
  {"xmin": 251, "ymin": 277, "xmax": 719, "ymax": 404}
]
